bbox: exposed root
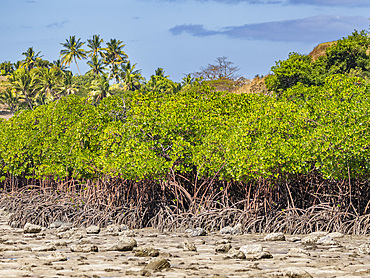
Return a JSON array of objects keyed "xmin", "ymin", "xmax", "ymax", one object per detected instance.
[{"xmin": 1, "ymin": 188, "xmax": 369, "ymax": 235}]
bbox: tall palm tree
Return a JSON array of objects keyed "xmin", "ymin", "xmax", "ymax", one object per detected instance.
[
  {"xmin": 60, "ymin": 36, "xmax": 87, "ymax": 75},
  {"xmin": 102, "ymin": 39, "xmax": 128, "ymax": 82},
  {"xmin": 22, "ymin": 47, "xmax": 42, "ymax": 71},
  {"xmin": 87, "ymin": 55, "xmax": 105, "ymax": 77},
  {"xmin": 87, "ymin": 34, "xmax": 104, "ymax": 58}
]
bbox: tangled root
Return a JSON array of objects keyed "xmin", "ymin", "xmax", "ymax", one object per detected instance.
[{"xmin": 1, "ymin": 188, "xmax": 369, "ymax": 235}]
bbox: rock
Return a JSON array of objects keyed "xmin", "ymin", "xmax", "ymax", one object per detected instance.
[
  {"xmin": 194, "ymin": 239, "xmax": 205, "ymax": 245},
  {"xmin": 57, "ymin": 230, "xmax": 76, "ymax": 239},
  {"xmin": 125, "ymin": 269, "xmax": 151, "ymax": 276},
  {"xmin": 317, "ymin": 235, "xmax": 339, "ymax": 246},
  {"xmin": 50, "ymin": 221, "xmax": 72, "ymax": 230},
  {"xmin": 43, "ymin": 252, "xmax": 67, "ymax": 262},
  {"xmin": 301, "ymin": 231, "xmax": 328, "ymax": 244},
  {"xmin": 220, "ymin": 224, "xmax": 242, "ymax": 235},
  {"xmin": 70, "ymin": 244, "xmax": 98, "ymax": 253},
  {"xmin": 86, "ymin": 225, "xmax": 100, "ymax": 234},
  {"xmin": 239, "ymin": 244, "xmax": 272, "ymax": 260},
  {"xmin": 120, "ymin": 230, "xmax": 135, "ymax": 237},
  {"xmin": 105, "ymin": 224, "xmax": 120, "ymax": 235},
  {"xmin": 240, "ymin": 244, "xmax": 263, "ymax": 255},
  {"xmin": 264, "ymin": 232, "xmax": 285, "ymax": 241},
  {"xmin": 224, "ymin": 248, "xmax": 246, "ymax": 259},
  {"xmin": 183, "ymin": 241, "xmax": 197, "ymax": 252},
  {"xmin": 148, "ymin": 233, "xmax": 158, "ymax": 237},
  {"xmin": 185, "ymin": 227, "xmax": 207, "ymax": 237},
  {"xmin": 31, "ymin": 243, "xmax": 56, "ymax": 252},
  {"xmin": 288, "ymin": 248, "xmax": 311, "ymax": 257},
  {"xmin": 245, "ymin": 251, "xmax": 273, "ymax": 260},
  {"xmin": 56, "ymin": 225, "xmax": 72, "ymax": 233},
  {"xmin": 327, "ymin": 232, "xmax": 344, "ymax": 239},
  {"xmin": 358, "ymin": 243, "xmax": 370, "ymax": 255},
  {"xmin": 69, "ymin": 232, "xmax": 83, "ymax": 240},
  {"xmin": 135, "ymin": 247, "xmax": 160, "ymax": 257},
  {"xmin": 101, "ymin": 238, "xmax": 138, "ymax": 252},
  {"xmin": 24, "ymin": 223, "xmax": 42, "ymax": 234},
  {"xmin": 283, "ymin": 267, "xmax": 313, "ymax": 278},
  {"xmin": 144, "ymin": 258, "xmax": 171, "ymax": 271},
  {"xmin": 215, "ymin": 243, "xmax": 232, "ymax": 253},
  {"xmin": 78, "ymin": 238, "xmax": 92, "ymax": 245},
  {"xmin": 216, "ymin": 239, "xmax": 231, "ymax": 245},
  {"xmin": 288, "ymin": 237, "xmax": 301, "ymax": 242}
]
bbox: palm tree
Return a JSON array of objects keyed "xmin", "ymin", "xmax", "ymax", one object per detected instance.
[
  {"xmin": 0, "ymin": 86, "xmax": 22, "ymax": 113},
  {"xmin": 0, "ymin": 61, "xmax": 14, "ymax": 75},
  {"xmin": 87, "ymin": 55, "xmax": 105, "ymax": 77},
  {"xmin": 88, "ymin": 75, "xmax": 112, "ymax": 103},
  {"xmin": 52, "ymin": 59, "xmax": 68, "ymax": 72},
  {"xmin": 34, "ymin": 67, "xmax": 63, "ymax": 100},
  {"xmin": 155, "ymin": 67, "xmax": 168, "ymax": 78},
  {"xmin": 102, "ymin": 39, "xmax": 128, "ymax": 82},
  {"xmin": 60, "ymin": 36, "xmax": 87, "ymax": 75},
  {"xmin": 58, "ymin": 71, "xmax": 77, "ymax": 97},
  {"xmin": 87, "ymin": 34, "xmax": 104, "ymax": 58},
  {"xmin": 22, "ymin": 47, "xmax": 42, "ymax": 71},
  {"xmin": 120, "ymin": 61, "xmax": 143, "ymax": 90},
  {"xmin": 9, "ymin": 68, "xmax": 37, "ymax": 110},
  {"xmin": 182, "ymin": 74, "xmax": 195, "ymax": 86}
]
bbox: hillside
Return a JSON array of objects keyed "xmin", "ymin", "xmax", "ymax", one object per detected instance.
[{"xmin": 308, "ymin": 41, "xmax": 336, "ymax": 61}]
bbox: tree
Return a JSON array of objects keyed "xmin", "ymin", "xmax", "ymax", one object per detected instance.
[
  {"xmin": 60, "ymin": 36, "xmax": 87, "ymax": 75},
  {"xmin": 120, "ymin": 61, "xmax": 143, "ymax": 90},
  {"xmin": 0, "ymin": 86, "xmax": 21, "ymax": 113},
  {"xmin": 8, "ymin": 68, "xmax": 37, "ymax": 110},
  {"xmin": 58, "ymin": 71, "xmax": 77, "ymax": 97},
  {"xmin": 52, "ymin": 59, "xmax": 68, "ymax": 72},
  {"xmin": 87, "ymin": 55, "xmax": 105, "ymax": 77},
  {"xmin": 88, "ymin": 75, "xmax": 112, "ymax": 103},
  {"xmin": 34, "ymin": 67, "xmax": 63, "ymax": 100},
  {"xmin": 0, "ymin": 61, "xmax": 14, "ymax": 75},
  {"xmin": 144, "ymin": 68, "xmax": 180, "ymax": 94},
  {"xmin": 102, "ymin": 39, "xmax": 128, "ymax": 82},
  {"xmin": 325, "ymin": 30, "xmax": 370, "ymax": 75},
  {"xmin": 265, "ymin": 52, "xmax": 317, "ymax": 93},
  {"xmin": 265, "ymin": 30, "xmax": 370, "ymax": 93},
  {"xmin": 87, "ymin": 34, "xmax": 104, "ymax": 58},
  {"xmin": 193, "ymin": 56, "xmax": 240, "ymax": 81},
  {"xmin": 22, "ymin": 47, "xmax": 42, "ymax": 71}
]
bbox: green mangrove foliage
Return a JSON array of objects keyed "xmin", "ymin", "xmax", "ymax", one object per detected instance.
[
  {"xmin": 266, "ymin": 30, "xmax": 370, "ymax": 92},
  {"xmin": 0, "ymin": 74, "xmax": 369, "ymax": 183}
]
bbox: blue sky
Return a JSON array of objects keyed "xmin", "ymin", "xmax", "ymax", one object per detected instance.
[{"xmin": 0, "ymin": 0, "xmax": 369, "ymax": 81}]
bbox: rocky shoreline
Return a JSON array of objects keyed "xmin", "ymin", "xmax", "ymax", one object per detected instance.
[{"xmin": 0, "ymin": 209, "xmax": 369, "ymax": 277}]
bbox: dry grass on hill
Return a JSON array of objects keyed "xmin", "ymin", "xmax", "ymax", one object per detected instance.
[
  {"xmin": 308, "ymin": 41, "xmax": 337, "ymax": 61},
  {"xmin": 231, "ymin": 76, "xmax": 271, "ymax": 96}
]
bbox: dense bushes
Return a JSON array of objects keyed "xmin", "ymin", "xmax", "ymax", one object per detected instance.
[{"xmin": 1, "ymin": 74, "xmax": 369, "ymax": 183}]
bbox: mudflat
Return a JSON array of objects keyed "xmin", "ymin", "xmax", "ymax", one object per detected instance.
[
  {"xmin": 0, "ymin": 209, "xmax": 369, "ymax": 277},
  {"xmin": 0, "ymin": 111, "xmax": 13, "ymax": 120}
]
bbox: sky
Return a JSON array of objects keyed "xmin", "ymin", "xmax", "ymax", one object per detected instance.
[{"xmin": 0, "ymin": 0, "xmax": 369, "ymax": 81}]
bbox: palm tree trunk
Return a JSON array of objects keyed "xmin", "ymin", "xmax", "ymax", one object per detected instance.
[{"xmin": 74, "ymin": 56, "xmax": 81, "ymax": 75}]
